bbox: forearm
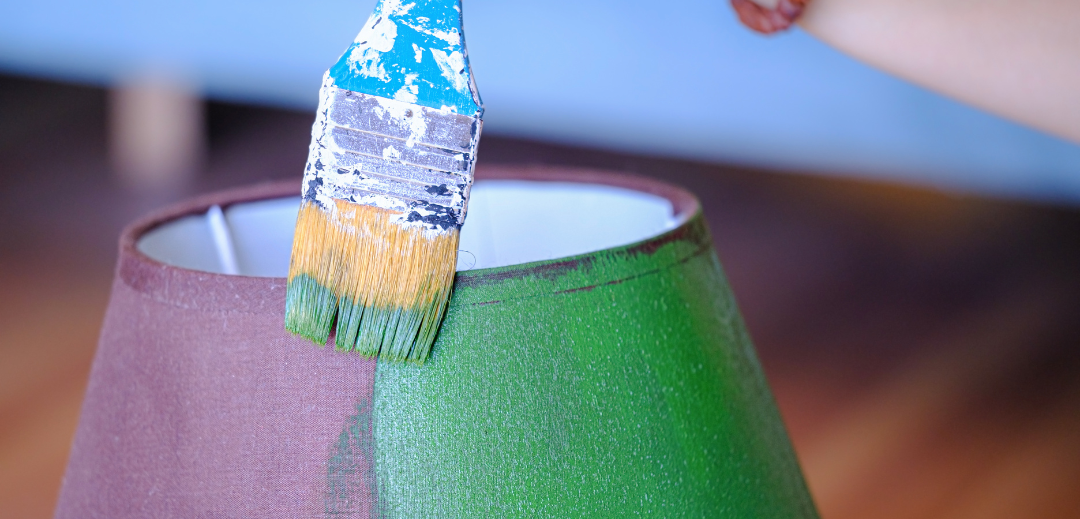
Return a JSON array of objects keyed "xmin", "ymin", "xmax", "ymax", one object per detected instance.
[{"xmin": 798, "ymin": 0, "xmax": 1080, "ymax": 144}]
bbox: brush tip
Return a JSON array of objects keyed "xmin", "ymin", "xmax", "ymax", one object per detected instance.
[{"xmin": 286, "ymin": 200, "xmax": 458, "ymax": 363}]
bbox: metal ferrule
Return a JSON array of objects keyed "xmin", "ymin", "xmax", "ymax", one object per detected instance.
[{"xmin": 302, "ymin": 73, "xmax": 483, "ymax": 232}]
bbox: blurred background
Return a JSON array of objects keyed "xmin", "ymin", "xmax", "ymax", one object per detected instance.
[{"xmin": 2, "ymin": 0, "xmax": 1079, "ymax": 517}]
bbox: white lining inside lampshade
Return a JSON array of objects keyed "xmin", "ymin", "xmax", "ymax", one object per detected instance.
[{"xmin": 137, "ymin": 180, "xmax": 681, "ymax": 277}]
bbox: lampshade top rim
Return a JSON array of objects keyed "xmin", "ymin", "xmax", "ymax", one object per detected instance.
[{"xmin": 115, "ymin": 166, "xmax": 704, "ymax": 314}]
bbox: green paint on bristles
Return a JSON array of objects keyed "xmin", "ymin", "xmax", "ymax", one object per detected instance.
[
  {"xmin": 284, "ymin": 274, "xmax": 338, "ymax": 345},
  {"xmin": 285, "ymin": 273, "xmax": 449, "ymax": 363}
]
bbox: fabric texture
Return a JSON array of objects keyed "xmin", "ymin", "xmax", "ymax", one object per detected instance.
[
  {"xmin": 56, "ymin": 258, "xmax": 379, "ymax": 518},
  {"xmin": 56, "ymin": 181, "xmax": 378, "ymax": 518},
  {"xmin": 55, "ymin": 169, "xmax": 818, "ymax": 518}
]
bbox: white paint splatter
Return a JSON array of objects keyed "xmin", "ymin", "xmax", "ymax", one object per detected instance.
[
  {"xmin": 412, "ymin": 43, "xmax": 423, "ymax": 63},
  {"xmin": 398, "ymin": 20, "xmax": 460, "ymax": 46},
  {"xmin": 430, "ymin": 49, "xmax": 469, "ymax": 95},
  {"xmin": 372, "ymin": 96, "xmax": 430, "ymax": 147},
  {"xmin": 348, "ymin": 47, "xmax": 388, "ymax": 80},
  {"xmin": 393, "ymin": 73, "xmax": 420, "ymax": 104},
  {"xmin": 376, "ymin": 0, "xmax": 411, "ymax": 17},
  {"xmin": 382, "ymin": 145, "xmax": 402, "ymax": 161},
  {"xmin": 356, "ymin": 14, "xmax": 397, "ymax": 53},
  {"xmin": 427, "ymin": 27, "xmax": 460, "ymax": 46},
  {"xmin": 347, "ymin": 13, "xmax": 399, "ymax": 80}
]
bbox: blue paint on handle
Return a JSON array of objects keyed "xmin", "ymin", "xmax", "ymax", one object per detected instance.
[{"xmin": 329, "ymin": 0, "xmax": 482, "ymax": 116}]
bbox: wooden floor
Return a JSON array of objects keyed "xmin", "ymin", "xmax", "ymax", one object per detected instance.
[{"xmin": 2, "ymin": 75, "xmax": 1078, "ymax": 518}]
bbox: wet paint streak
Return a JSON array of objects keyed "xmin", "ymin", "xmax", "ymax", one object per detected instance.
[
  {"xmin": 325, "ymin": 398, "xmax": 379, "ymax": 518},
  {"xmin": 453, "ymin": 256, "xmax": 597, "ymax": 288},
  {"xmin": 460, "ymin": 241, "xmax": 714, "ymax": 308},
  {"xmin": 454, "ymin": 216, "xmax": 712, "ymax": 291},
  {"xmin": 623, "ymin": 215, "xmax": 710, "ymax": 256},
  {"xmin": 554, "ymin": 284, "xmax": 600, "ymax": 295},
  {"xmin": 368, "ymin": 209, "xmax": 818, "ymax": 516}
]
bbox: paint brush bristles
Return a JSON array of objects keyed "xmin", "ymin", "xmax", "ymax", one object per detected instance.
[
  {"xmin": 287, "ymin": 200, "xmax": 458, "ymax": 361},
  {"xmin": 286, "ymin": 0, "xmax": 482, "ymax": 362}
]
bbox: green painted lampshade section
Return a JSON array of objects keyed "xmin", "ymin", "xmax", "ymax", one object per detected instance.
[
  {"xmin": 370, "ymin": 213, "xmax": 819, "ymax": 517},
  {"xmin": 328, "ymin": 0, "xmax": 482, "ymax": 115}
]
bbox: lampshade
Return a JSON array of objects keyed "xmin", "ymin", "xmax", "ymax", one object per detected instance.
[{"xmin": 55, "ymin": 166, "xmax": 818, "ymax": 518}]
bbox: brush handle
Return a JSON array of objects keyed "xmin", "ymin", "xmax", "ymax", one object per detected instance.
[{"xmin": 328, "ymin": 0, "xmax": 482, "ymax": 116}]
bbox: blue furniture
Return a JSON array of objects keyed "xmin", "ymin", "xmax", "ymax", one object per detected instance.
[{"xmin": 3, "ymin": 0, "xmax": 1078, "ymax": 202}]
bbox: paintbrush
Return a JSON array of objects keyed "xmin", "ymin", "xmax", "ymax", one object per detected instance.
[{"xmin": 286, "ymin": 0, "xmax": 483, "ymax": 363}]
